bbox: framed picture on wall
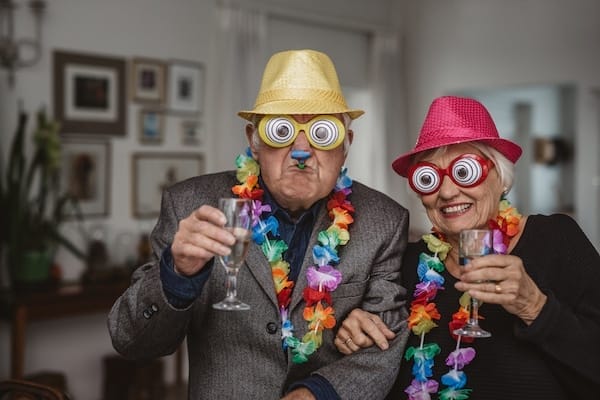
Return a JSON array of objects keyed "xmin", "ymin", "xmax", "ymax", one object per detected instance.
[
  {"xmin": 130, "ymin": 57, "xmax": 167, "ymax": 104},
  {"xmin": 132, "ymin": 152, "xmax": 205, "ymax": 218},
  {"xmin": 53, "ymin": 50, "xmax": 127, "ymax": 135},
  {"xmin": 59, "ymin": 138, "xmax": 111, "ymax": 217},
  {"xmin": 167, "ymin": 60, "xmax": 205, "ymax": 114},
  {"xmin": 139, "ymin": 109, "xmax": 165, "ymax": 144},
  {"xmin": 181, "ymin": 119, "xmax": 203, "ymax": 146}
]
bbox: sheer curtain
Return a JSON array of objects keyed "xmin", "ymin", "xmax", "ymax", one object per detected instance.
[
  {"xmin": 208, "ymin": 2, "xmax": 268, "ymax": 172},
  {"xmin": 368, "ymin": 32, "xmax": 416, "ymax": 223},
  {"xmin": 208, "ymin": 6, "xmax": 415, "ymax": 234}
]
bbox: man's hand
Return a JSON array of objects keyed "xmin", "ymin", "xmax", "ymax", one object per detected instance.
[{"xmin": 170, "ymin": 205, "xmax": 235, "ymax": 276}]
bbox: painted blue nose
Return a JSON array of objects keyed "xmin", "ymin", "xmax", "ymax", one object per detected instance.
[{"xmin": 291, "ymin": 150, "xmax": 311, "ymax": 169}]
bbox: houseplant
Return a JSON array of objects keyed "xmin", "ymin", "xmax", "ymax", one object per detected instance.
[{"xmin": 0, "ymin": 107, "xmax": 85, "ymax": 285}]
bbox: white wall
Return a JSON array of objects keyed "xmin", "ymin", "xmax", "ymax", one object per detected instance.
[
  {"xmin": 2, "ymin": 0, "xmax": 599, "ymax": 398},
  {"xmin": 0, "ymin": 1, "xmax": 395, "ymax": 399},
  {"xmin": 401, "ymin": 0, "xmax": 600, "ymax": 248},
  {"xmin": 0, "ymin": 1, "xmax": 215, "ymax": 398}
]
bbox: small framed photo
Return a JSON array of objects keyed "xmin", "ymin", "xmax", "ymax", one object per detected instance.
[
  {"xmin": 132, "ymin": 152, "xmax": 205, "ymax": 218},
  {"xmin": 167, "ymin": 60, "xmax": 205, "ymax": 114},
  {"xmin": 53, "ymin": 50, "xmax": 127, "ymax": 135},
  {"xmin": 130, "ymin": 57, "xmax": 166, "ymax": 104},
  {"xmin": 139, "ymin": 109, "xmax": 165, "ymax": 144},
  {"xmin": 59, "ymin": 139, "xmax": 111, "ymax": 217},
  {"xmin": 181, "ymin": 119, "xmax": 203, "ymax": 146}
]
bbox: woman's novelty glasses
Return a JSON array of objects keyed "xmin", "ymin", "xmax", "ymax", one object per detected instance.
[
  {"xmin": 258, "ymin": 115, "xmax": 345, "ymax": 150},
  {"xmin": 408, "ymin": 153, "xmax": 494, "ymax": 195}
]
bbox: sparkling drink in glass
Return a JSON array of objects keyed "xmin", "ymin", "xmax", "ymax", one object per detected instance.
[
  {"xmin": 212, "ymin": 198, "xmax": 252, "ymax": 311},
  {"xmin": 453, "ymin": 229, "xmax": 493, "ymax": 338}
]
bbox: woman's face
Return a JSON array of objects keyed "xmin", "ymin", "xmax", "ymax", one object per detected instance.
[{"xmin": 416, "ymin": 143, "xmax": 505, "ymax": 240}]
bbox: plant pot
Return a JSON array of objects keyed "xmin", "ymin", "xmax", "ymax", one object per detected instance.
[{"xmin": 12, "ymin": 250, "xmax": 53, "ymax": 284}]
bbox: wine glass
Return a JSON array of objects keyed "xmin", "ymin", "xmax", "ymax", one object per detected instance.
[
  {"xmin": 212, "ymin": 198, "xmax": 252, "ymax": 311},
  {"xmin": 453, "ymin": 229, "xmax": 493, "ymax": 338}
]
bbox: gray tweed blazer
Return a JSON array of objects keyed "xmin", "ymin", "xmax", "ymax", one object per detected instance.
[{"xmin": 108, "ymin": 170, "xmax": 409, "ymax": 399}]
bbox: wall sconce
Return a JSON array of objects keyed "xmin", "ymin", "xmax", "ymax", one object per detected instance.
[{"xmin": 0, "ymin": 0, "xmax": 46, "ymax": 87}]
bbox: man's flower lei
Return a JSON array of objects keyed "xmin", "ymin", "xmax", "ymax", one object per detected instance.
[
  {"xmin": 404, "ymin": 200, "xmax": 521, "ymax": 400},
  {"xmin": 232, "ymin": 148, "xmax": 353, "ymax": 364}
]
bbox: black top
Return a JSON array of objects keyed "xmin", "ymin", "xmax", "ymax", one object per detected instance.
[{"xmin": 387, "ymin": 214, "xmax": 600, "ymax": 399}]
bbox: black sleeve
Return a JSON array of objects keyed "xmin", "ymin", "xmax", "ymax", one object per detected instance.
[{"xmin": 514, "ymin": 214, "xmax": 600, "ymax": 396}]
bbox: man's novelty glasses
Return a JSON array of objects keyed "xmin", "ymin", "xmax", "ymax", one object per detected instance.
[
  {"xmin": 258, "ymin": 115, "xmax": 346, "ymax": 150},
  {"xmin": 408, "ymin": 153, "xmax": 494, "ymax": 195}
]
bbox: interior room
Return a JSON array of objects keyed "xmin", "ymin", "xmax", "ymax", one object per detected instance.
[{"xmin": 1, "ymin": 0, "xmax": 599, "ymax": 399}]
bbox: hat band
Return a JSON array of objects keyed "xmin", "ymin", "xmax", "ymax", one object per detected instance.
[{"xmin": 255, "ymin": 88, "xmax": 349, "ymax": 109}]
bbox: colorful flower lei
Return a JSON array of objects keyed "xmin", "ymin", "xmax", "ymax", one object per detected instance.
[
  {"xmin": 404, "ymin": 199, "xmax": 522, "ymax": 400},
  {"xmin": 232, "ymin": 148, "xmax": 354, "ymax": 363}
]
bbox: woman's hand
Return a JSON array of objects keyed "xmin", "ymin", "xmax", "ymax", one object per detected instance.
[
  {"xmin": 454, "ymin": 254, "xmax": 547, "ymax": 325},
  {"xmin": 334, "ymin": 309, "xmax": 395, "ymax": 355}
]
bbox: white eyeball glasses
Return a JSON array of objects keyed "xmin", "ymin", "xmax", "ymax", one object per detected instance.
[
  {"xmin": 257, "ymin": 115, "xmax": 345, "ymax": 150},
  {"xmin": 408, "ymin": 153, "xmax": 494, "ymax": 195}
]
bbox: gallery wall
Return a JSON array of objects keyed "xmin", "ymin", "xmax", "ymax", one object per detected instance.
[{"xmin": 0, "ymin": 1, "xmax": 396, "ymax": 399}]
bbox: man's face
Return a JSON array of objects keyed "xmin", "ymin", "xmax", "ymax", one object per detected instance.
[{"xmin": 246, "ymin": 114, "xmax": 352, "ymax": 216}]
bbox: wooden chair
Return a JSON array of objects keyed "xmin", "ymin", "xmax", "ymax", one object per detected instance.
[{"xmin": 0, "ymin": 379, "xmax": 71, "ymax": 400}]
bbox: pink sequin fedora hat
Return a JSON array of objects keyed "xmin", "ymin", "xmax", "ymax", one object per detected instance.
[{"xmin": 392, "ymin": 96, "xmax": 523, "ymax": 177}]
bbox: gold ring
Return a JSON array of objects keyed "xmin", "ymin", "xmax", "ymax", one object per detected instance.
[
  {"xmin": 345, "ymin": 337, "xmax": 353, "ymax": 345},
  {"xmin": 495, "ymin": 284, "xmax": 502, "ymax": 293}
]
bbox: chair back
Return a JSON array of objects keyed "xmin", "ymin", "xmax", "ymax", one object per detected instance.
[{"xmin": 0, "ymin": 379, "xmax": 70, "ymax": 400}]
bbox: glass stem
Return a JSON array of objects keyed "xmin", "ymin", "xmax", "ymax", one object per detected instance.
[
  {"xmin": 469, "ymin": 297, "xmax": 480, "ymax": 326},
  {"xmin": 225, "ymin": 269, "xmax": 239, "ymax": 301}
]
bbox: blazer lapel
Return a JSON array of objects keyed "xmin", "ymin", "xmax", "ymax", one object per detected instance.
[
  {"xmin": 288, "ymin": 206, "xmax": 331, "ymax": 313},
  {"xmin": 244, "ymin": 203, "xmax": 332, "ymax": 312},
  {"xmin": 245, "ymin": 241, "xmax": 278, "ymax": 306}
]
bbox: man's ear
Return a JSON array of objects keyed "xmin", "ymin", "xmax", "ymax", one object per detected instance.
[{"xmin": 245, "ymin": 124, "xmax": 259, "ymax": 159}]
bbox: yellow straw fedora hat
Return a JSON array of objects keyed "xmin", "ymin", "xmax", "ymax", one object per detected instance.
[{"xmin": 238, "ymin": 49, "xmax": 364, "ymax": 121}]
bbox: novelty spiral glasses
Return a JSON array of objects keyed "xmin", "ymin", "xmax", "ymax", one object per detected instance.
[
  {"xmin": 257, "ymin": 115, "xmax": 346, "ymax": 150},
  {"xmin": 408, "ymin": 153, "xmax": 494, "ymax": 195}
]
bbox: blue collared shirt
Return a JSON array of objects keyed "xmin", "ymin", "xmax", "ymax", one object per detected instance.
[{"xmin": 259, "ymin": 177, "xmax": 322, "ymax": 283}]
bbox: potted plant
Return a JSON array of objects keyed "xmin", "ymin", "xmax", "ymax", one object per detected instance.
[{"xmin": 0, "ymin": 106, "xmax": 85, "ymax": 285}]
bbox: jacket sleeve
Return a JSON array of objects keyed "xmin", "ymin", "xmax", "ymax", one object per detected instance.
[
  {"xmin": 313, "ymin": 198, "xmax": 410, "ymax": 400},
  {"xmin": 107, "ymin": 186, "xmax": 195, "ymax": 359}
]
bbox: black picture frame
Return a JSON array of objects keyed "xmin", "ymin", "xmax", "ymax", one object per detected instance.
[{"xmin": 53, "ymin": 50, "xmax": 127, "ymax": 135}]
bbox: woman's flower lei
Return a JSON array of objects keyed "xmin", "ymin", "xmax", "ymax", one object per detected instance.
[
  {"xmin": 232, "ymin": 148, "xmax": 354, "ymax": 363},
  {"xmin": 404, "ymin": 199, "xmax": 521, "ymax": 400}
]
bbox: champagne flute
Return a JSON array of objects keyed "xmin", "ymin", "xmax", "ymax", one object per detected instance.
[
  {"xmin": 453, "ymin": 229, "xmax": 493, "ymax": 338},
  {"xmin": 212, "ymin": 198, "xmax": 252, "ymax": 311}
]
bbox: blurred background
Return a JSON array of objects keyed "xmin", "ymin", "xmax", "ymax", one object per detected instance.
[{"xmin": 1, "ymin": 0, "xmax": 598, "ymax": 399}]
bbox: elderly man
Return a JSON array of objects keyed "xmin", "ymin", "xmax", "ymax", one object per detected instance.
[{"xmin": 108, "ymin": 49, "xmax": 409, "ymax": 400}]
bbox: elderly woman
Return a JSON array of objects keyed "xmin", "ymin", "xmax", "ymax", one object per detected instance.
[{"xmin": 335, "ymin": 96, "xmax": 600, "ymax": 399}]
